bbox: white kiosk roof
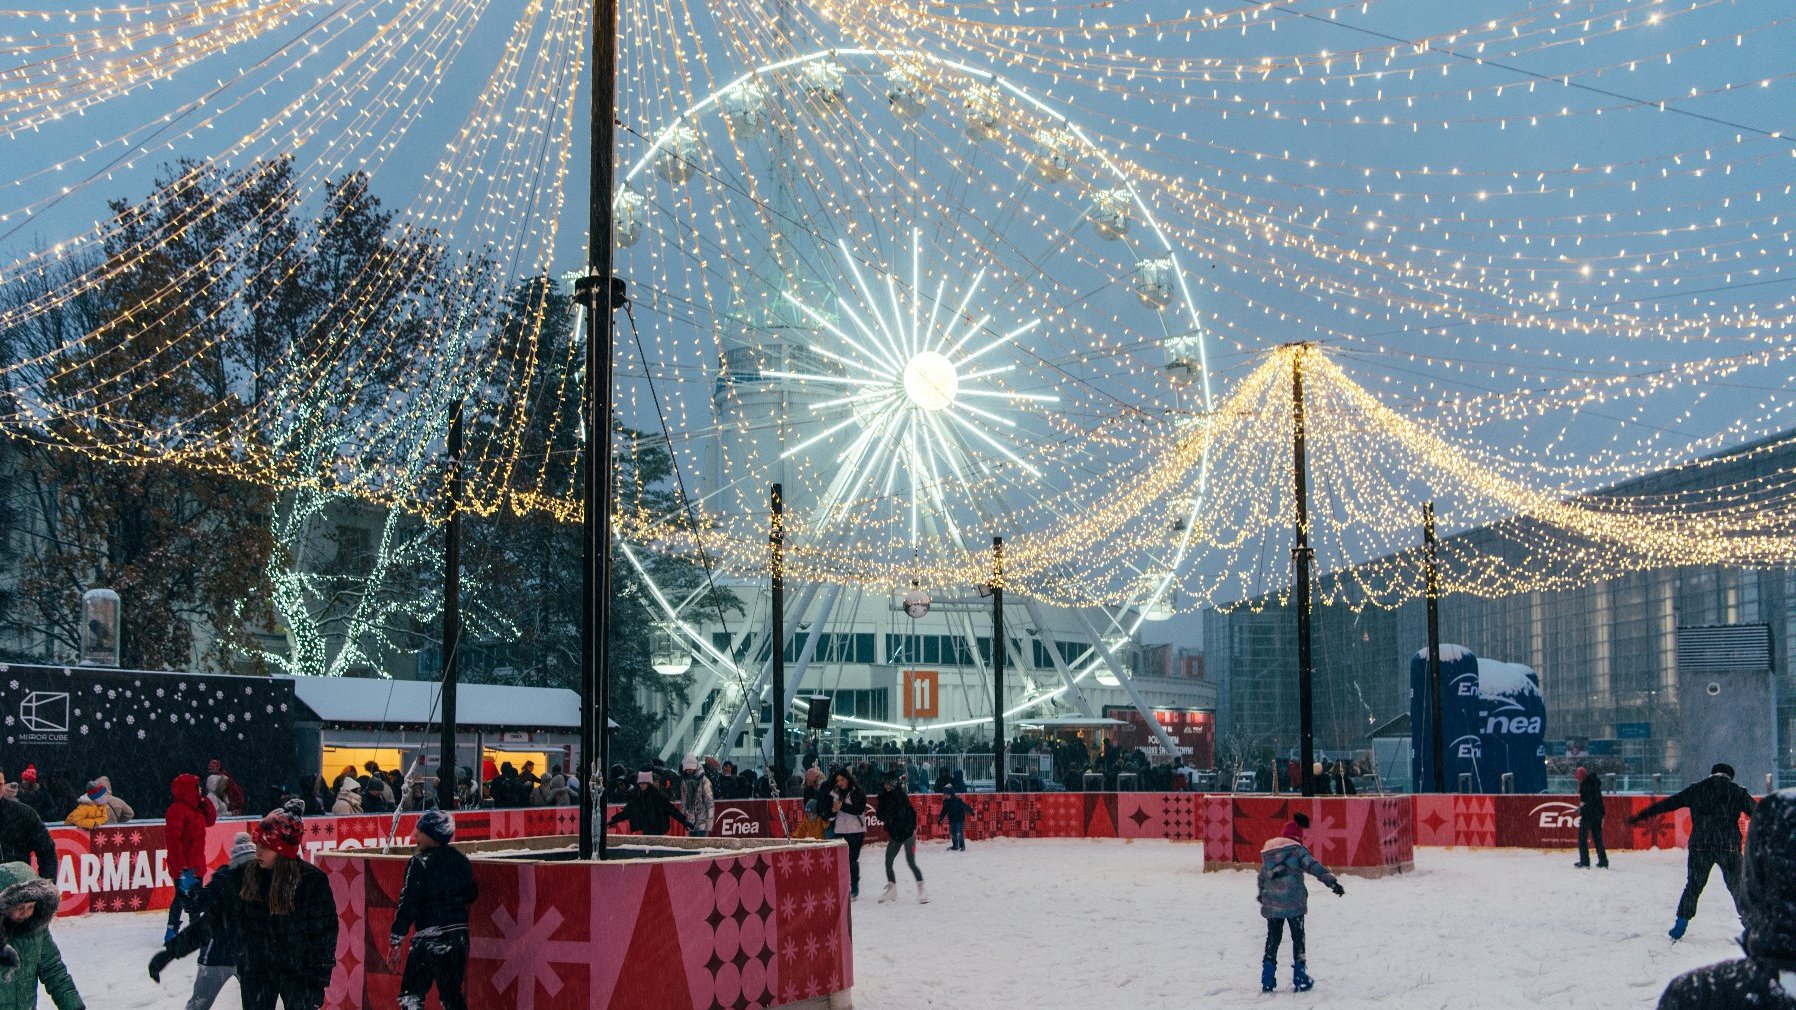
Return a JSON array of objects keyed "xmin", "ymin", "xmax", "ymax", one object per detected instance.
[{"xmin": 280, "ymin": 676, "xmax": 594, "ymax": 730}]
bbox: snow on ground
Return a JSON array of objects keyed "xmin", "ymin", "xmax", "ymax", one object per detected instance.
[
  {"xmin": 51, "ymin": 844, "xmax": 1740, "ymax": 1009},
  {"xmin": 850, "ymin": 842, "xmax": 1737, "ymax": 1010}
]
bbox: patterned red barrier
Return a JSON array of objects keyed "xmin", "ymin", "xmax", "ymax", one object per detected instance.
[
  {"xmin": 317, "ymin": 841, "xmax": 852, "ymax": 1010},
  {"xmin": 1411, "ymin": 793, "xmax": 1741, "ymax": 850},
  {"xmin": 50, "ymin": 790, "xmax": 1723, "ymax": 916}
]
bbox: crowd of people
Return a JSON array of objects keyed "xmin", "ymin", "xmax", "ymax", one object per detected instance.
[{"xmin": 1, "ymin": 748, "xmax": 1791, "ymax": 1007}]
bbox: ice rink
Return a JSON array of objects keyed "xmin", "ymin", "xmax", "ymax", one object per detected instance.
[{"xmin": 60, "ymin": 841, "xmax": 1740, "ymax": 1009}]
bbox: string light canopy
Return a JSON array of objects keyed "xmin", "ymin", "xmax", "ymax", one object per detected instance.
[{"xmin": 0, "ymin": 0, "xmax": 1794, "ymax": 618}]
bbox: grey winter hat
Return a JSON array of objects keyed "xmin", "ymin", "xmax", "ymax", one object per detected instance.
[
  {"xmin": 228, "ymin": 832, "xmax": 256, "ymax": 867},
  {"xmin": 417, "ymin": 809, "xmax": 455, "ymax": 845}
]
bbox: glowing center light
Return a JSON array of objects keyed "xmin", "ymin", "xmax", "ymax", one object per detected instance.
[{"xmin": 902, "ymin": 350, "xmax": 959, "ymax": 411}]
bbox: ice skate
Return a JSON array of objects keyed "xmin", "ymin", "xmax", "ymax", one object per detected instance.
[
  {"xmin": 878, "ymin": 882, "xmax": 897, "ymax": 903},
  {"xmin": 1292, "ymin": 962, "xmax": 1314, "ymax": 992},
  {"xmin": 916, "ymin": 881, "xmax": 929, "ymax": 903},
  {"xmin": 1668, "ymin": 916, "xmax": 1689, "ymax": 941},
  {"xmin": 1260, "ymin": 960, "xmax": 1277, "ymax": 993}
]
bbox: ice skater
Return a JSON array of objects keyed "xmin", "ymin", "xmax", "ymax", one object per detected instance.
[
  {"xmin": 828, "ymin": 769, "xmax": 867, "ymax": 900},
  {"xmin": 1572, "ymin": 767, "xmax": 1608, "ymax": 869},
  {"xmin": 390, "ymin": 810, "xmax": 479, "ymax": 1010},
  {"xmin": 149, "ymin": 831, "xmax": 258, "ymax": 1010},
  {"xmin": 0, "ymin": 860, "xmax": 83, "ymax": 1010},
  {"xmin": 1629, "ymin": 763, "xmax": 1757, "ymax": 940},
  {"xmin": 875, "ymin": 772, "xmax": 926, "ymax": 904},
  {"xmin": 1656, "ymin": 789, "xmax": 1796, "ymax": 1009},
  {"xmin": 938, "ymin": 785, "xmax": 973, "ymax": 851},
  {"xmin": 1257, "ymin": 812, "xmax": 1345, "ymax": 993}
]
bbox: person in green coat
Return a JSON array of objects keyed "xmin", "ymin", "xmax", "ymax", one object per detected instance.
[{"xmin": 0, "ymin": 861, "xmax": 83, "ymax": 1010}]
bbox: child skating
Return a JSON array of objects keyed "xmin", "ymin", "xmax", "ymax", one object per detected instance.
[
  {"xmin": 1256, "ymin": 812, "xmax": 1345, "ymax": 993},
  {"xmin": 938, "ymin": 786, "xmax": 973, "ymax": 852}
]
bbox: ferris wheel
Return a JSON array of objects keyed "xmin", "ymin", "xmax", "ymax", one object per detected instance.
[{"xmin": 612, "ymin": 48, "xmax": 1212, "ymax": 752}]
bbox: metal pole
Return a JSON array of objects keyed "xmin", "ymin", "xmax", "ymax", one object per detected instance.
[
  {"xmin": 992, "ymin": 536, "xmax": 1005, "ymax": 794},
  {"xmin": 770, "ymin": 483, "xmax": 786, "ymax": 792},
  {"xmin": 577, "ymin": 0, "xmax": 619, "ymax": 862},
  {"xmin": 1423, "ymin": 501, "xmax": 1446, "ymax": 793},
  {"xmin": 1290, "ymin": 344, "xmax": 1317, "ymax": 798},
  {"xmin": 439, "ymin": 401, "xmax": 463, "ymax": 809}
]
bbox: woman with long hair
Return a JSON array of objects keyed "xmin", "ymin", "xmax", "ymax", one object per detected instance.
[
  {"xmin": 234, "ymin": 811, "xmax": 338, "ymax": 1010},
  {"xmin": 827, "ymin": 768, "xmax": 867, "ymax": 900}
]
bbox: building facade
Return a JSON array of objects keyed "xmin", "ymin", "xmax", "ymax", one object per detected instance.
[{"xmin": 1204, "ymin": 435, "xmax": 1796, "ymax": 786}]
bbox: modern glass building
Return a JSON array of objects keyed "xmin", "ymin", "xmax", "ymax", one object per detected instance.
[{"xmin": 1203, "ymin": 433, "xmax": 1796, "ymax": 786}]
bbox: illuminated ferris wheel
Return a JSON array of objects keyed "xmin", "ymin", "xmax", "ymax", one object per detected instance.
[{"xmin": 613, "ymin": 48, "xmax": 1212, "ymax": 746}]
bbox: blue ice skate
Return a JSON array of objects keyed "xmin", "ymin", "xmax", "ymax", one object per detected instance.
[{"xmin": 1292, "ymin": 962, "xmax": 1314, "ymax": 992}]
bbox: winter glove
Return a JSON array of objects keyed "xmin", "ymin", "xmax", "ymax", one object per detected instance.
[
  {"xmin": 1330, "ymin": 881, "xmax": 1346, "ymax": 897},
  {"xmin": 148, "ymin": 949, "xmax": 174, "ymax": 983},
  {"xmin": 177, "ymin": 868, "xmax": 200, "ymax": 894},
  {"xmin": 388, "ymin": 933, "xmax": 406, "ymax": 967}
]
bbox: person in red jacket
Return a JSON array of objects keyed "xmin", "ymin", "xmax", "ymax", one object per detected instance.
[{"xmin": 164, "ymin": 772, "xmax": 217, "ymax": 944}]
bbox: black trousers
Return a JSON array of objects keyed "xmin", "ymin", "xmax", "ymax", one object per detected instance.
[
  {"xmin": 884, "ymin": 836, "xmax": 922, "ymax": 883},
  {"xmin": 841, "ymin": 832, "xmax": 864, "ymax": 894},
  {"xmin": 1577, "ymin": 817, "xmax": 1607, "ymax": 866},
  {"xmin": 1677, "ymin": 846, "xmax": 1743, "ymax": 920},
  {"xmin": 238, "ymin": 976, "xmax": 320, "ymax": 1010},
  {"xmin": 399, "ymin": 929, "xmax": 469, "ymax": 1010},
  {"xmin": 1263, "ymin": 916, "xmax": 1306, "ymax": 964},
  {"xmin": 166, "ymin": 872, "xmax": 201, "ymax": 931}
]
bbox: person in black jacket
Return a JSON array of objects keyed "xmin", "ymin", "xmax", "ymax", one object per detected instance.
[
  {"xmin": 874, "ymin": 772, "xmax": 926, "ymax": 904},
  {"xmin": 0, "ymin": 789, "xmax": 57, "ymax": 879},
  {"xmin": 1631, "ymin": 762, "xmax": 1758, "ymax": 940},
  {"xmin": 1656, "ymin": 789, "xmax": 1796, "ymax": 1010},
  {"xmin": 237, "ymin": 810, "xmax": 338, "ymax": 1009},
  {"xmin": 1573, "ymin": 767, "xmax": 1609, "ymax": 869},
  {"xmin": 606, "ymin": 772, "xmax": 692, "ymax": 836},
  {"xmin": 390, "ymin": 810, "xmax": 478, "ymax": 1010},
  {"xmin": 148, "ymin": 832, "xmax": 258, "ymax": 1010}
]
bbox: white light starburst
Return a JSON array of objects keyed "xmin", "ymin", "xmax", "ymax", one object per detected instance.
[{"xmin": 765, "ymin": 229, "xmax": 1058, "ymax": 545}]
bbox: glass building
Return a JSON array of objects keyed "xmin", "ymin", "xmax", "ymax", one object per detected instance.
[{"xmin": 1203, "ymin": 434, "xmax": 1796, "ymax": 787}]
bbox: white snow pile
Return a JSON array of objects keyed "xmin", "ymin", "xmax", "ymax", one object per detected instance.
[
  {"xmin": 55, "ymin": 844, "xmax": 1734, "ymax": 1009},
  {"xmin": 1477, "ymin": 657, "xmax": 1541, "ymax": 699}
]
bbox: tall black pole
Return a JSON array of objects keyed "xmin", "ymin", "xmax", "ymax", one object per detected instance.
[
  {"xmin": 1290, "ymin": 344, "xmax": 1317, "ymax": 798},
  {"xmin": 992, "ymin": 536, "xmax": 1005, "ymax": 794},
  {"xmin": 577, "ymin": 0, "xmax": 619, "ymax": 862},
  {"xmin": 439, "ymin": 401, "xmax": 463, "ymax": 809},
  {"xmin": 770, "ymin": 483, "xmax": 786, "ymax": 791},
  {"xmin": 1423, "ymin": 501, "xmax": 1446, "ymax": 793}
]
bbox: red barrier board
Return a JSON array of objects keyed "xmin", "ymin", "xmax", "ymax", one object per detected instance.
[{"xmin": 318, "ymin": 841, "xmax": 852, "ymax": 1010}]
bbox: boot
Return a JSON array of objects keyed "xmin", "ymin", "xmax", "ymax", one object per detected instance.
[
  {"xmin": 917, "ymin": 881, "xmax": 929, "ymax": 904},
  {"xmin": 878, "ymin": 882, "xmax": 897, "ymax": 903},
  {"xmin": 1292, "ymin": 962, "xmax": 1314, "ymax": 992},
  {"xmin": 1668, "ymin": 917, "xmax": 1688, "ymax": 941},
  {"xmin": 1260, "ymin": 960, "xmax": 1277, "ymax": 993}
]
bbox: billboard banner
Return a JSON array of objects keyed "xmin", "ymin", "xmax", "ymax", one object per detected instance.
[{"xmin": 1410, "ymin": 646, "xmax": 1547, "ymax": 793}]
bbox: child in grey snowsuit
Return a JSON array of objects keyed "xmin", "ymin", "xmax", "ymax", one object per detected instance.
[
  {"xmin": 1256, "ymin": 812, "xmax": 1344, "ymax": 993},
  {"xmin": 391, "ymin": 810, "xmax": 479, "ymax": 1010}
]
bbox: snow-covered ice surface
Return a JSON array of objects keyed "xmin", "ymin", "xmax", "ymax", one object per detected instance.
[
  {"xmin": 51, "ymin": 843, "xmax": 1740, "ymax": 1009},
  {"xmin": 849, "ymin": 842, "xmax": 1738, "ymax": 1009}
]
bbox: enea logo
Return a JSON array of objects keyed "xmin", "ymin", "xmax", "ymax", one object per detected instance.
[
  {"xmin": 1482, "ymin": 696, "xmax": 1543, "ymax": 736},
  {"xmin": 717, "ymin": 808, "xmax": 763, "ymax": 837},
  {"xmin": 1451, "ymin": 734, "xmax": 1483, "ymax": 759},
  {"xmin": 1530, "ymin": 802, "xmax": 1582, "ymax": 830},
  {"xmin": 1451, "ymin": 672, "xmax": 1481, "ymax": 697},
  {"xmin": 19, "ymin": 691, "xmax": 69, "ymax": 742}
]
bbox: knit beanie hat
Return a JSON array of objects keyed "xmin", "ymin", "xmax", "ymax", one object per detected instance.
[
  {"xmin": 228, "ymin": 832, "xmax": 257, "ymax": 867},
  {"xmin": 19, "ymin": 765, "xmax": 35, "ymax": 784},
  {"xmin": 252, "ymin": 810, "xmax": 304, "ymax": 860},
  {"xmin": 637, "ymin": 771, "xmax": 654, "ymax": 785},
  {"xmin": 85, "ymin": 781, "xmax": 106, "ymax": 801},
  {"xmin": 417, "ymin": 809, "xmax": 455, "ymax": 845},
  {"xmin": 682, "ymin": 756, "xmax": 699, "ymax": 772}
]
